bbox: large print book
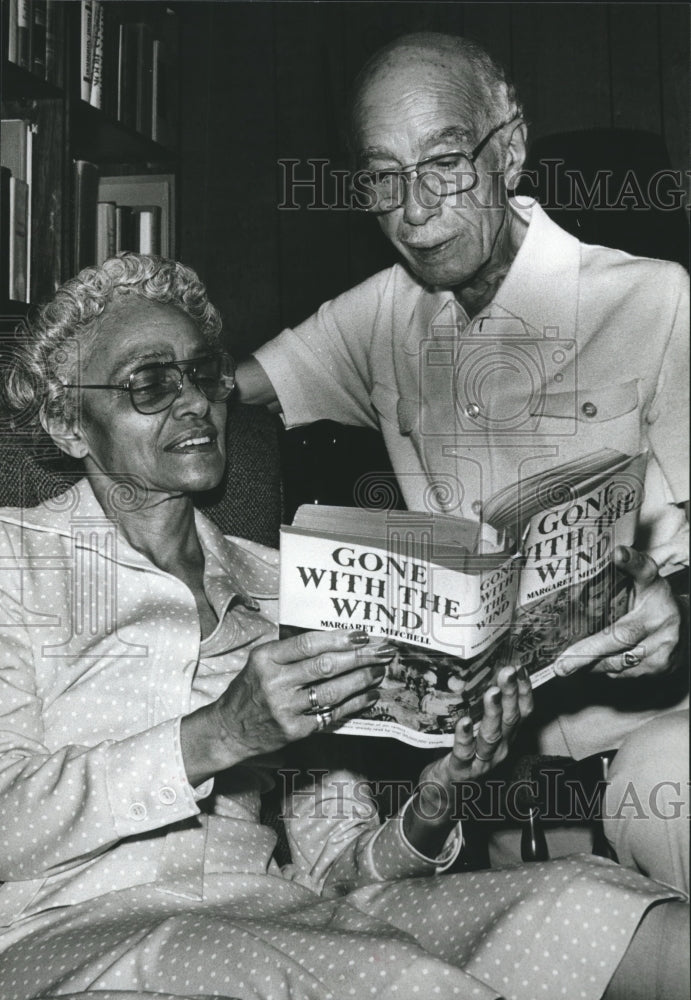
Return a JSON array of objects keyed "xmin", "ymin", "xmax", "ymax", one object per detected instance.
[{"xmin": 279, "ymin": 450, "xmax": 646, "ymax": 748}]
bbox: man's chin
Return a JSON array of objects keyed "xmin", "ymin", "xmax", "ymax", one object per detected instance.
[{"xmin": 406, "ymin": 259, "xmax": 476, "ymax": 289}]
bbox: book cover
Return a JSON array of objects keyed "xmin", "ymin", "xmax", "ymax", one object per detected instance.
[{"xmin": 279, "ymin": 450, "xmax": 646, "ymax": 747}]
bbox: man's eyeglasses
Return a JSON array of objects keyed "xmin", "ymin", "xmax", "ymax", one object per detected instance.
[
  {"xmin": 356, "ymin": 115, "xmax": 523, "ymax": 214},
  {"xmin": 63, "ymin": 352, "xmax": 236, "ymax": 415}
]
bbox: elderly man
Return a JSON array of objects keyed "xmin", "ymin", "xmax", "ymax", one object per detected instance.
[{"xmin": 237, "ymin": 33, "xmax": 689, "ymax": 890}]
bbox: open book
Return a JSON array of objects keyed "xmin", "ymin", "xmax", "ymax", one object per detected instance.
[{"xmin": 279, "ymin": 450, "xmax": 647, "ymax": 747}]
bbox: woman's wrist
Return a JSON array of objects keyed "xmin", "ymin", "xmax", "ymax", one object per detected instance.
[{"xmin": 180, "ymin": 701, "xmax": 250, "ymax": 786}]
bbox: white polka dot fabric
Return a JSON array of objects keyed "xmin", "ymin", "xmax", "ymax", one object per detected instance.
[{"xmin": 0, "ymin": 481, "xmax": 680, "ymax": 1000}]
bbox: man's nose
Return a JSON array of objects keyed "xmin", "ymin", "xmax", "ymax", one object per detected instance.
[{"xmin": 401, "ymin": 173, "xmax": 442, "ymax": 226}]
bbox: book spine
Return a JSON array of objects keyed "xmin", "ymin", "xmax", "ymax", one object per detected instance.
[
  {"xmin": 44, "ymin": 0, "xmax": 61, "ymax": 84},
  {"xmin": 95, "ymin": 201, "xmax": 116, "ymax": 265},
  {"xmin": 0, "ymin": 119, "xmax": 28, "ymax": 179},
  {"xmin": 114, "ymin": 204, "xmax": 129, "ymax": 253},
  {"xmin": 72, "ymin": 159, "xmax": 99, "ymax": 273},
  {"xmin": 130, "ymin": 206, "xmax": 161, "ymax": 255},
  {"xmin": 7, "ymin": 0, "xmax": 19, "ymax": 64},
  {"xmin": 16, "ymin": 0, "xmax": 31, "ymax": 69},
  {"xmin": 8, "ymin": 176, "xmax": 29, "ymax": 301},
  {"xmin": 88, "ymin": 0, "xmax": 103, "ymax": 109},
  {"xmin": 151, "ymin": 38, "xmax": 161, "ymax": 142},
  {"xmin": 80, "ymin": 0, "xmax": 93, "ymax": 102},
  {"xmin": 118, "ymin": 23, "xmax": 138, "ymax": 130},
  {"xmin": 31, "ymin": 0, "xmax": 46, "ymax": 77},
  {"xmin": 155, "ymin": 9, "xmax": 179, "ymax": 151},
  {"xmin": 101, "ymin": 2, "xmax": 119, "ymax": 120},
  {"xmin": 1, "ymin": 167, "xmax": 12, "ymax": 300},
  {"xmin": 135, "ymin": 24, "xmax": 154, "ymax": 137}
]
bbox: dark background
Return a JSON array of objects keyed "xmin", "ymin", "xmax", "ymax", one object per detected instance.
[{"xmin": 176, "ymin": 2, "xmax": 689, "ymax": 358}]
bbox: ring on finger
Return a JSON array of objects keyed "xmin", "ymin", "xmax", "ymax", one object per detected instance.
[
  {"xmin": 621, "ymin": 650, "xmax": 641, "ymax": 668},
  {"xmin": 474, "ymin": 749, "xmax": 495, "ymax": 762},
  {"xmin": 307, "ymin": 686, "xmax": 321, "ymax": 712},
  {"xmin": 315, "ymin": 707, "xmax": 333, "ymax": 730}
]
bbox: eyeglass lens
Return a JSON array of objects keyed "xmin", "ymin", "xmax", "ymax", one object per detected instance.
[
  {"xmin": 130, "ymin": 355, "xmax": 235, "ymax": 414},
  {"xmin": 363, "ymin": 152, "xmax": 476, "ymax": 212}
]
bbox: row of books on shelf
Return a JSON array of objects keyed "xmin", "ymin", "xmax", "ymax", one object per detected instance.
[
  {"xmin": 80, "ymin": 0, "xmax": 177, "ymax": 146},
  {"xmin": 74, "ymin": 161, "xmax": 175, "ymax": 275},
  {"xmin": 4, "ymin": 0, "xmax": 64, "ymax": 86},
  {"xmin": 0, "ymin": 117, "xmax": 34, "ymax": 302},
  {"xmin": 1, "ymin": 117, "xmax": 174, "ymax": 300}
]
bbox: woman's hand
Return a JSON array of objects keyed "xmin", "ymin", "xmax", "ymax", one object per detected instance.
[
  {"xmin": 403, "ymin": 667, "xmax": 533, "ymax": 855},
  {"xmin": 182, "ymin": 630, "xmax": 391, "ymax": 784},
  {"xmin": 552, "ymin": 546, "xmax": 681, "ymax": 679}
]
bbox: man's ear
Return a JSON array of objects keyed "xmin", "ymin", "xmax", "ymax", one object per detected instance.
[
  {"xmin": 40, "ymin": 408, "xmax": 90, "ymax": 460},
  {"xmin": 503, "ymin": 121, "xmax": 528, "ymax": 190}
]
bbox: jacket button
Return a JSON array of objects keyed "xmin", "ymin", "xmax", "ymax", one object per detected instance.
[
  {"xmin": 465, "ymin": 402, "xmax": 480, "ymax": 419},
  {"xmin": 128, "ymin": 802, "xmax": 147, "ymax": 821},
  {"xmin": 471, "ymin": 500, "xmax": 483, "ymax": 515},
  {"xmin": 158, "ymin": 786, "xmax": 177, "ymax": 805},
  {"xmin": 581, "ymin": 401, "xmax": 598, "ymax": 418}
]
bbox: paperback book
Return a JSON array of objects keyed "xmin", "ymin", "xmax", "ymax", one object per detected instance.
[{"xmin": 279, "ymin": 450, "xmax": 646, "ymax": 747}]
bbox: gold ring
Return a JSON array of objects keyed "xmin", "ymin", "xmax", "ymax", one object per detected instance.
[
  {"xmin": 307, "ymin": 686, "xmax": 320, "ymax": 711},
  {"xmin": 621, "ymin": 651, "xmax": 641, "ymax": 668},
  {"xmin": 315, "ymin": 707, "xmax": 333, "ymax": 730}
]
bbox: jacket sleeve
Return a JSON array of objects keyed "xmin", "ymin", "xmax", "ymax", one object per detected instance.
[
  {"xmin": 645, "ymin": 263, "xmax": 689, "ymax": 506},
  {"xmin": 282, "ymin": 768, "xmax": 462, "ymax": 897},
  {"xmin": 252, "ymin": 268, "xmax": 396, "ymax": 431},
  {"xmin": 0, "ymin": 572, "xmax": 208, "ymax": 881}
]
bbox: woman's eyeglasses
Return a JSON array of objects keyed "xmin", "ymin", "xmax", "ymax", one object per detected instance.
[{"xmin": 63, "ymin": 352, "xmax": 236, "ymax": 415}]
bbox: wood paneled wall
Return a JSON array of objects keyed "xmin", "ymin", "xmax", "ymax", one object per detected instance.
[{"xmin": 178, "ymin": 2, "xmax": 689, "ymax": 358}]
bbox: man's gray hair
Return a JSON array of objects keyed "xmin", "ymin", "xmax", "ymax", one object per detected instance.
[{"xmin": 347, "ymin": 31, "xmax": 523, "ymax": 151}]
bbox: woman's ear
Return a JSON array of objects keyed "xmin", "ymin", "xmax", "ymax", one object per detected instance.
[{"xmin": 39, "ymin": 407, "xmax": 89, "ymax": 460}]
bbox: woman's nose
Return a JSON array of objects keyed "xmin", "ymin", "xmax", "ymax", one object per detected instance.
[{"xmin": 172, "ymin": 373, "xmax": 211, "ymax": 415}]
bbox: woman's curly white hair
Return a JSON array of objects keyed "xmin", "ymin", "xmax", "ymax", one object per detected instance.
[{"xmin": 3, "ymin": 253, "xmax": 222, "ymax": 436}]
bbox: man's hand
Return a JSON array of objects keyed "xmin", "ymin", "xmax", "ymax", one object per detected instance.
[{"xmin": 552, "ymin": 545, "xmax": 681, "ymax": 679}]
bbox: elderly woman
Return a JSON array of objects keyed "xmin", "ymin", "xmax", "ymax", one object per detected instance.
[{"xmin": 0, "ymin": 254, "xmax": 686, "ymax": 1000}]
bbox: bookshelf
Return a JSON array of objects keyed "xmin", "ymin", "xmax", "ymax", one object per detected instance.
[{"xmin": 0, "ymin": 0, "xmax": 180, "ymax": 322}]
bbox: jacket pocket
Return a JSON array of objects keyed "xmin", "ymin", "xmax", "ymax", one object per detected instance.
[{"xmin": 535, "ymin": 379, "xmax": 639, "ymax": 424}]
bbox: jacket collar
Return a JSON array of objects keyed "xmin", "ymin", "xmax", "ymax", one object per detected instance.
[
  {"xmin": 0, "ymin": 476, "xmax": 274, "ymax": 606},
  {"xmin": 402, "ymin": 199, "xmax": 581, "ymax": 352}
]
